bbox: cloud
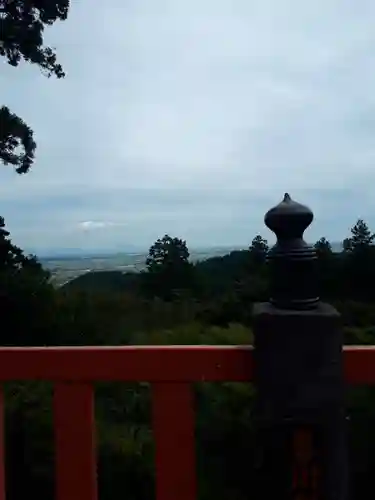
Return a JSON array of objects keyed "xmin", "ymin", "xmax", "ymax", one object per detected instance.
[
  {"xmin": 1, "ymin": 0, "xmax": 375, "ymax": 253},
  {"xmin": 79, "ymin": 221, "xmax": 126, "ymax": 231}
]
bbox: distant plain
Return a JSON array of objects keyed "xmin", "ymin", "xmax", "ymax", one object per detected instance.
[
  {"xmin": 40, "ymin": 241, "xmax": 343, "ymax": 287},
  {"xmin": 40, "ymin": 247, "xmax": 242, "ymax": 287}
]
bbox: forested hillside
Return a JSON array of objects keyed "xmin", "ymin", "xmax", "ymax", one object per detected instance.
[{"xmin": 1, "ymin": 216, "xmax": 375, "ymax": 499}]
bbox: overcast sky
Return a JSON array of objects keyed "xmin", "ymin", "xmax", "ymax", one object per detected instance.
[{"xmin": 2, "ymin": 1, "xmax": 375, "ymax": 254}]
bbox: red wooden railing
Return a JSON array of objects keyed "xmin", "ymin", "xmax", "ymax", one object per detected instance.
[{"xmin": 0, "ymin": 345, "xmax": 373, "ymax": 500}]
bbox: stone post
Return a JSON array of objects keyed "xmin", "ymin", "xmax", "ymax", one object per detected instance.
[{"xmin": 253, "ymin": 194, "xmax": 347, "ymax": 500}]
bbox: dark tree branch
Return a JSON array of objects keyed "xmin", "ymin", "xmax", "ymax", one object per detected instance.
[
  {"xmin": 0, "ymin": 106, "xmax": 36, "ymax": 174},
  {"xmin": 0, "ymin": 0, "xmax": 70, "ymax": 173}
]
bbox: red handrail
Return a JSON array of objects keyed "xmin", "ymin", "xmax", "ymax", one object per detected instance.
[
  {"xmin": 0, "ymin": 345, "xmax": 372, "ymax": 500},
  {"xmin": 0, "ymin": 345, "xmax": 254, "ymax": 382}
]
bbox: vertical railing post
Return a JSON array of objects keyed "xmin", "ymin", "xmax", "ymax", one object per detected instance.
[{"xmin": 253, "ymin": 193, "xmax": 347, "ymax": 500}]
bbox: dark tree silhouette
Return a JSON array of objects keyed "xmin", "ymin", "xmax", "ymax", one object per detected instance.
[
  {"xmin": 0, "ymin": 215, "xmax": 49, "ymax": 280},
  {"xmin": 145, "ymin": 235, "xmax": 195, "ymax": 300},
  {"xmin": 0, "ymin": 0, "xmax": 70, "ymax": 173},
  {"xmin": 0, "ymin": 106, "xmax": 36, "ymax": 174},
  {"xmin": 313, "ymin": 237, "xmax": 339, "ymax": 299},
  {"xmin": 248, "ymin": 235, "xmax": 269, "ymax": 266},
  {"xmin": 343, "ymin": 219, "xmax": 375, "ymax": 253},
  {"xmin": 342, "ymin": 220, "xmax": 375, "ymax": 301},
  {"xmin": 146, "ymin": 235, "xmax": 190, "ymax": 271},
  {"xmin": 0, "ymin": 215, "xmax": 53, "ymax": 346},
  {"xmin": 314, "ymin": 237, "xmax": 332, "ymax": 257}
]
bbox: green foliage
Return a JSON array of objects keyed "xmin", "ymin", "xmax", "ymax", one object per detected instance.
[
  {"xmin": 63, "ymin": 270, "xmax": 141, "ymax": 295},
  {"xmin": 343, "ymin": 219, "xmax": 375, "ymax": 253},
  {"xmin": 248, "ymin": 234, "xmax": 268, "ymax": 266},
  {"xmin": 314, "ymin": 237, "xmax": 339, "ymax": 300},
  {"xmin": 144, "ymin": 234, "xmax": 196, "ymax": 300},
  {"xmin": 146, "ymin": 234, "xmax": 190, "ymax": 271},
  {"xmin": 0, "ymin": 0, "xmax": 68, "ymax": 76},
  {"xmin": 4, "ymin": 381, "xmax": 54, "ymax": 499},
  {"xmin": 4, "ymin": 215, "xmax": 375, "ymax": 499},
  {"xmin": 340, "ymin": 220, "xmax": 375, "ymax": 301},
  {"xmin": 0, "ymin": 216, "xmax": 54, "ymax": 346},
  {"xmin": 195, "ymin": 250, "xmax": 250, "ymax": 298},
  {"xmin": 314, "ymin": 236, "xmax": 332, "ymax": 256},
  {"xmin": 0, "ymin": 107, "xmax": 36, "ymax": 173},
  {"xmin": 0, "ymin": 0, "xmax": 70, "ymax": 173},
  {"xmin": 0, "ymin": 216, "xmax": 46, "ymax": 276}
]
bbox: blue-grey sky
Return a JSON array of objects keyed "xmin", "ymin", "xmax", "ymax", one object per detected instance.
[{"xmin": 2, "ymin": 0, "xmax": 375, "ymax": 254}]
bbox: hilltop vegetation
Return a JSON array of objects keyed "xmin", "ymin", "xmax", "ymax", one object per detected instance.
[
  {"xmin": 0, "ymin": 215, "xmax": 375, "ymax": 498},
  {"xmin": 63, "ymin": 270, "xmax": 141, "ymax": 295}
]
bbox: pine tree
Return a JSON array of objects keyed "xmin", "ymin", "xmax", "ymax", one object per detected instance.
[
  {"xmin": 248, "ymin": 235, "xmax": 269, "ymax": 267},
  {"xmin": 145, "ymin": 235, "xmax": 195, "ymax": 300},
  {"xmin": 314, "ymin": 237, "xmax": 333, "ymax": 257},
  {"xmin": 343, "ymin": 219, "xmax": 374, "ymax": 254}
]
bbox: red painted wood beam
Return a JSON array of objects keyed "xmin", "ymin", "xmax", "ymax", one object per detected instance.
[
  {"xmin": 54, "ymin": 383, "xmax": 97, "ymax": 500},
  {"xmin": 152, "ymin": 383, "xmax": 197, "ymax": 500},
  {"xmin": 0, "ymin": 345, "xmax": 371, "ymax": 384},
  {"xmin": 0, "ymin": 346, "xmax": 253, "ymax": 382}
]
